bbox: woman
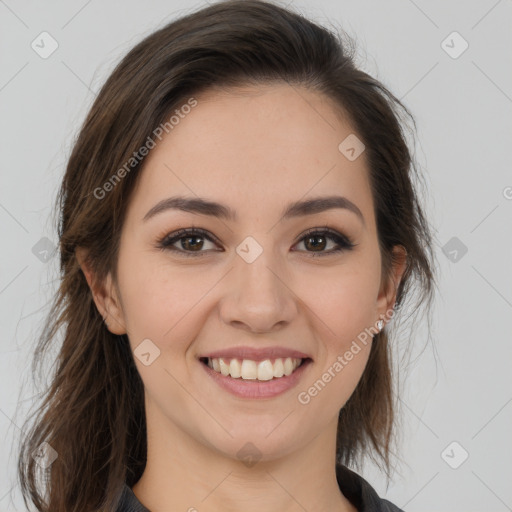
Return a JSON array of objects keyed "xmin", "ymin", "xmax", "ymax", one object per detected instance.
[{"xmin": 17, "ymin": 1, "xmax": 435, "ymax": 510}]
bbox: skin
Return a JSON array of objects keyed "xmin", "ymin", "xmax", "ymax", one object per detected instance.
[{"xmin": 77, "ymin": 83, "xmax": 406, "ymax": 512}]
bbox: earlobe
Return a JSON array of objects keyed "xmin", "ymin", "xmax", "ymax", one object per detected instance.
[
  {"xmin": 75, "ymin": 247, "xmax": 127, "ymax": 334},
  {"xmin": 377, "ymin": 245, "xmax": 408, "ymax": 321},
  {"xmin": 389, "ymin": 245, "xmax": 408, "ymax": 305},
  {"xmin": 101, "ymin": 273, "xmax": 127, "ymax": 334}
]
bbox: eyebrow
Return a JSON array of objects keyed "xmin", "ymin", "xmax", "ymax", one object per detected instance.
[{"xmin": 142, "ymin": 195, "xmax": 365, "ymax": 225}]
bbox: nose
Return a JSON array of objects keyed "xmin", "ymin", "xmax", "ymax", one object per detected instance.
[{"xmin": 219, "ymin": 247, "xmax": 298, "ymax": 334}]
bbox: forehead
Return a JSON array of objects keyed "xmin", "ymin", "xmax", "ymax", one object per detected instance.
[{"xmin": 129, "ymin": 83, "xmax": 374, "ymax": 224}]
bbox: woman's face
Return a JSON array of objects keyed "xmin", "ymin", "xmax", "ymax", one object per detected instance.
[{"xmin": 103, "ymin": 83, "xmax": 400, "ymax": 461}]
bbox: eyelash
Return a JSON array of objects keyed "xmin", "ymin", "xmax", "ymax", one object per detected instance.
[{"xmin": 156, "ymin": 226, "xmax": 356, "ymax": 258}]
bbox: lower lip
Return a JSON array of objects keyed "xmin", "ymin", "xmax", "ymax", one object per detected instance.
[{"xmin": 200, "ymin": 359, "xmax": 312, "ymax": 399}]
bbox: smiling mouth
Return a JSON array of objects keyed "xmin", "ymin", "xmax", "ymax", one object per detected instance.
[{"xmin": 199, "ymin": 356, "xmax": 311, "ymax": 381}]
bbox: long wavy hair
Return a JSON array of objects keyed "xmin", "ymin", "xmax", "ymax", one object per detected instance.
[{"xmin": 16, "ymin": 1, "xmax": 436, "ymax": 510}]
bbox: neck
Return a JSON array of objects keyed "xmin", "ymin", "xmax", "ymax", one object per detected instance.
[{"xmin": 132, "ymin": 406, "xmax": 356, "ymax": 512}]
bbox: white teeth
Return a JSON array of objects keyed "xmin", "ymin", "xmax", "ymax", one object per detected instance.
[
  {"xmin": 241, "ymin": 360, "xmax": 257, "ymax": 380},
  {"xmin": 206, "ymin": 357, "xmax": 303, "ymax": 380},
  {"xmin": 219, "ymin": 358, "xmax": 230, "ymax": 376},
  {"xmin": 273, "ymin": 358, "xmax": 284, "ymax": 378},
  {"xmin": 229, "ymin": 358, "xmax": 241, "ymax": 378},
  {"xmin": 283, "ymin": 357, "xmax": 294, "ymax": 376},
  {"xmin": 257, "ymin": 360, "xmax": 274, "ymax": 381}
]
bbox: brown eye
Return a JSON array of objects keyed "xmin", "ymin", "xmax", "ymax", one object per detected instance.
[
  {"xmin": 179, "ymin": 235, "xmax": 205, "ymax": 251},
  {"xmin": 303, "ymin": 234, "xmax": 328, "ymax": 252},
  {"xmin": 293, "ymin": 228, "xmax": 355, "ymax": 256},
  {"xmin": 158, "ymin": 228, "xmax": 219, "ymax": 257}
]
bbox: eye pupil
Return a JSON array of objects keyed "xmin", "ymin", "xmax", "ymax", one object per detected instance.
[
  {"xmin": 182, "ymin": 236, "xmax": 204, "ymax": 251},
  {"xmin": 305, "ymin": 235, "xmax": 326, "ymax": 251}
]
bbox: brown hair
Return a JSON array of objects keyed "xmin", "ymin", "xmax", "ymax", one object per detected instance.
[{"xmin": 17, "ymin": 1, "xmax": 436, "ymax": 510}]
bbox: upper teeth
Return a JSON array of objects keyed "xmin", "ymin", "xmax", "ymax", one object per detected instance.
[{"xmin": 207, "ymin": 357, "xmax": 302, "ymax": 380}]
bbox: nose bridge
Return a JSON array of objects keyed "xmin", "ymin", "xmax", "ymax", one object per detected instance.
[{"xmin": 220, "ymin": 235, "xmax": 296, "ymax": 332}]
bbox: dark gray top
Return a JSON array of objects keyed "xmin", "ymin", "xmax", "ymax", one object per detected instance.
[{"xmin": 115, "ymin": 464, "xmax": 404, "ymax": 511}]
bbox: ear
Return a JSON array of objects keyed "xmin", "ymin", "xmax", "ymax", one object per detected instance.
[
  {"xmin": 75, "ymin": 247, "xmax": 127, "ymax": 335},
  {"xmin": 376, "ymin": 245, "xmax": 407, "ymax": 325}
]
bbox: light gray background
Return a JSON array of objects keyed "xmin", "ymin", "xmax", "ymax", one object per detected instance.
[{"xmin": 1, "ymin": 1, "xmax": 511, "ymax": 511}]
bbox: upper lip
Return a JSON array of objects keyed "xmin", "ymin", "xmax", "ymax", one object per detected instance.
[{"xmin": 200, "ymin": 346, "xmax": 312, "ymax": 362}]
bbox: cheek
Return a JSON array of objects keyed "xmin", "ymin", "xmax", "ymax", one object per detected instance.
[
  {"xmin": 116, "ymin": 249, "xmax": 196, "ymax": 349},
  {"xmin": 297, "ymin": 262, "xmax": 381, "ymax": 345},
  {"xmin": 117, "ymin": 254, "xmax": 211, "ymax": 408},
  {"xmin": 294, "ymin": 267, "xmax": 378, "ymax": 414}
]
